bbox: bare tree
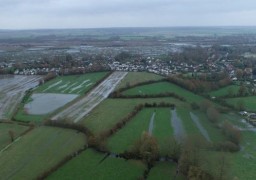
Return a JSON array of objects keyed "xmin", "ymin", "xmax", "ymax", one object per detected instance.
[{"xmin": 8, "ymin": 130, "xmax": 15, "ymax": 142}]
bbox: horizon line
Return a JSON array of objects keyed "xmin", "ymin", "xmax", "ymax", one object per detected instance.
[{"xmin": 1, "ymin": 25, "xmax": 256, "ymax": 31}]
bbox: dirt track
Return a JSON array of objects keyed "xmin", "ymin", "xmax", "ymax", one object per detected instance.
[{"xmin": 51, "ymin": 72, "xmax": 127, "ymax": 123}]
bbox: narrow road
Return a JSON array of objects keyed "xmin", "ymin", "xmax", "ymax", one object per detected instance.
[
  {"xmin": 51, "ymin": 71, "xmax": 127, "ymax": 123},
  {"xmin": 148, "ymin": 112, "xmax": 155, "ymax": 135},
  {"xmin": 171, "ymin": 109, "xmax": 186, "ymax": 142},
  {"xmin": 190, "ymin": 112, "xmax": 211, "ymax": 142}
]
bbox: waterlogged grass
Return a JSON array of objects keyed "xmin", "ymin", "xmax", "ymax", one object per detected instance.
[
  {"xmin": 48, "ymin": 149, "xmax": 146, "ymax": 180},
  {"xmin": 107, "ymin": 108, "xmax": 153, "ymax": 153},
  {"xmin": 0, "ymin": 123, "xmax": 28, "ymax": 149},
  {"xmin": 35, "ymin": 72, "xmax": 108, "ymax": 94},
  {"xmin": 0, "ymin": 127, "xmax": 86, "ymax": 179},
  {"xmin": 226, "ymin": 96, "xmax": 256, "ymax": 112},
  {"xmin": 176, "ymin": 107, "xmax": 203, "ymax": 137},
  {"xmin": 123, "ymin": 81, "xmax": 204, "ymax": 103},
  {"xmin": 209, "ymin": 85, "xmax": 240, "ymax": 97},
  {"xmin": 153, "ymin": 108, "xmax": 173, "ymax": 155},
  {"xmin": 220, "ymin": 113, "xmax": 246, "ymax": 128},
  {"xmin": 193, "ymin": 111, "xmax": 225, "ymax": 142},
  {"xmin": 116, "ymin": 72, "xmax": 164, "ymax": 90}
]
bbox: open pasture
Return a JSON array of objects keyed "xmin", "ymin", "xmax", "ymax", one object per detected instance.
[
  {"xmin": 226, "ymin": 96, "xmax": 256, "ymax": 112},
  {"xmin": 35, "ymin": 72, "xmax": 108, "ymax": 94},
  {"xmin": 48, "ymin": 149, "xmax": 146, "ymax": 180},
  {"xmin": 0, "ymin": 126, "xmax": 86, "ymax": 179},
  {"xmin": 116, "ymin": 72, "xmax": 164, "ymax": 89},
  {"xmin": 208, "ymin": 85, "xmax": 240, "ymax": 97},
  {"xmin": 107, "ymin": 108, "xmax": 153, "ymax": 153},
  {"xmin": 123, "ymin": 81, "xmax": 204, "ymax": 103},
  {"xmin": 0, "ymin": 123, "xmax": 29, "ymax": 149}
]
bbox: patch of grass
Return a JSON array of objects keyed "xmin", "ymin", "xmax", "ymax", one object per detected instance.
[
  {"xmin": 14, "ymin": 110, "xmax": 47, "ymax": 123},
  {"xmin": 116, "ymin": 72, "xmax": 164, "ymax": 90},
  {"xmin": 123, "ymin": 81, "xmax": 204, "ymax": 103},
  {"xmin": 208, "ymin": 85, "xmax": 240, "ymax": 97},
  {"xmin": 35, "ymin": 72, "xmax": 108, "ymax": 94},
  {"xmin": 153, "ymin": 108, "xmax": 173, "ymax": 155},
  {"xmin": 0, "ymin": 126, "xmax": 86, "ymax": 179},
  {"xmin": 228, "ymin": 131, "xmax": 256, "ymax": 180},
  {"xmin": 148, "ymin": 162, "xmax": 185, "ymax": 180},
  {"xmin": 107, "ymin": 108, "xmax": 153, "ymax": 153},
  {"xmin": 226, "ymin": 96, "xmax": 256, "ymax": 112},
  {"xmin": 48, "ymin": 149, "xmax": 146, "ymax": 180},
  {"xmin": 0, "ymin": 123, "xmax": 28, "ymax": 149}
]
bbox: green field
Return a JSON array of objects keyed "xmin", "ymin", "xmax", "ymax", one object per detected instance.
[
  {"xmin": 153, "ymin": 108, "xmax": 173, "ymax": 155},
  {"xmin": 81, "ymin": 97, "xmax": 185, "ymax": 135},
  {"xmin": 0, "ymin": 123, "xmax": 29, "ymax": 149},
  {"xmin": 35, "ymin": 72, "xmax": 108, "ymax": 94},
  {"xmin": 107, "ymin": 108, "xmax": 153, "ymax": 153},
  {"xmin": 116, "ymin": 72, "xmax": 164, "ymax": 89},
  {"xmin": 209, "ymin": 85, "xmax": 240, "ymax": 97},
  {"xmin": 48, "ymin": 149, "xmax": 146, "ymax": 180},
  {"xmin": 14, "ymin": 111, "xmax": 47, "ymax": 123},
  {"xmin": 0, "ymin": 126, "xmax": 86, "ymax": 179},
  {"xmin": 123, "ymin": 81, "xmax": 204, "ymax": 103},
  {"xmin": 148, "ymin": 162, "xmax": 185, "ymax": 180},
  {"xmin": 226, "ymin": 96, "xmax": 256, "ymax": 111}
]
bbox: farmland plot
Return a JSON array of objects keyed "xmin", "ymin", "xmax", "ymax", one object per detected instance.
[
  {"xmin": 48, "ymin": 149, "xmax": 146, "ymax": 180},
  {"xmin": 0, "ymin": 75, "xmax": 41, "ymax": 120},
  {"xmin": 51, "ymin": 72, "xmax": 127, "ymax": 123},
  {"xmin": 0, "ymin": 126, "xmax": 85, "ymax": 179},
  {"xmin": 35, "ymin": 72, "xmax": 107, "ymax": 94}
]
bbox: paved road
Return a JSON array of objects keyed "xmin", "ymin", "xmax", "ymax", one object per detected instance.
[{"xmin": 51, "ymin": 71, "xmax": 127, "ymax": 123}]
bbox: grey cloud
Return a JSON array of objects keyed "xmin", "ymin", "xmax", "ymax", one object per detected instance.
[{"xmin": 0, "ymin": 0, "xmax": 256, "ymax": 28}]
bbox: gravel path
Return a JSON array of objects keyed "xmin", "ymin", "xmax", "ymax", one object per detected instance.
[
  {"xmin": 51, "ymin": 72, "xmax": 128, "ymax": 123},
  {"xmin": 171, "ymin": 109, "xmax": 186, "ymax": 142},
  {"xmin": 148, "ymin": 112, "xmax": 155, "ymax": 135},
  {"xmin": 190, "ymin": 112, "xmax": 211, "ymax": 142}
]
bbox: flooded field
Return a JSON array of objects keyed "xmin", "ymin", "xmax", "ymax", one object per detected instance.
[
  {"xmin": 51, "ymin": 72, "xmax": 127, "ymax": 122},
  {"xmin": 24, "ymin": 93, "xmax": 78, "ymax": 115},
  {"xmin": 0, "ymin": 75, "xmax": 41, "ymax": 120}
]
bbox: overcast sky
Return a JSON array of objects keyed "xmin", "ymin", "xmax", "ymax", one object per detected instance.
[{"xmin": 0, "ymin": 0, "xmax": 256, "ymax": 29}]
